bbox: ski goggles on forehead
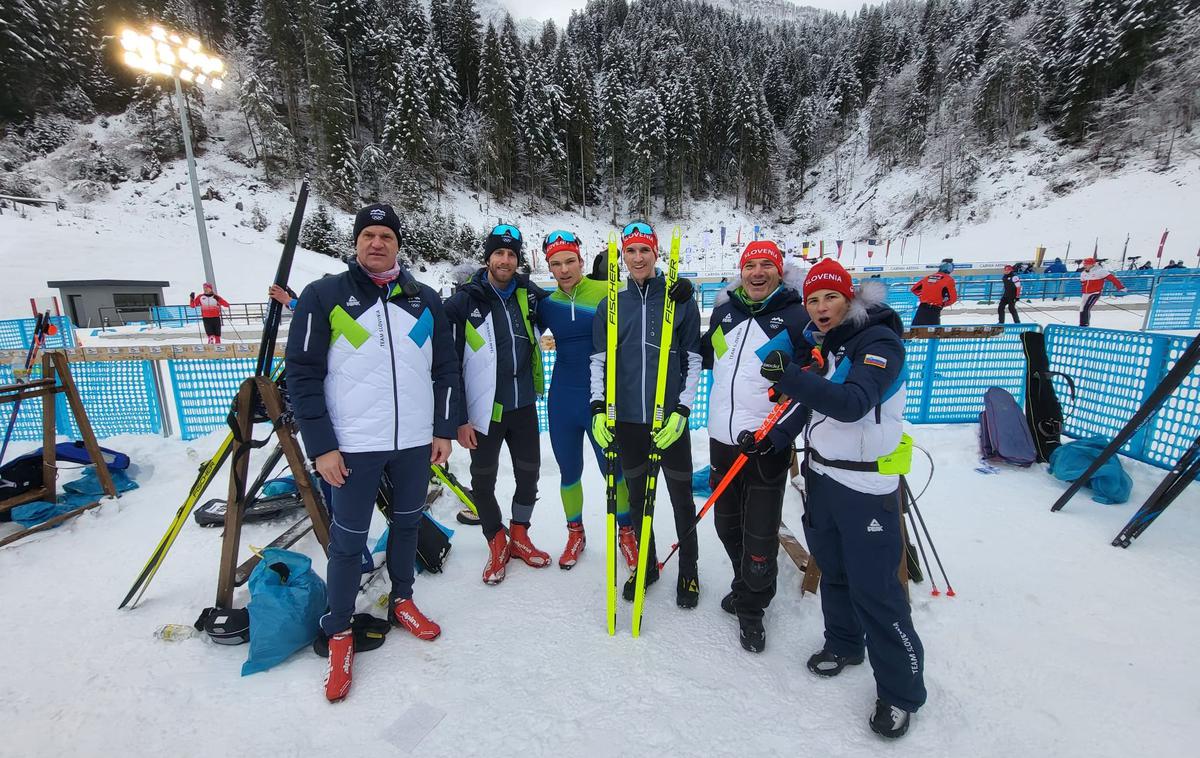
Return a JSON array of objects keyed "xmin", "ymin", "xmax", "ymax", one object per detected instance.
[
  {"xmin": 491, "ymin": 224, "xmax": 521, "ymax": 240},
  {"xmin": 543, "ymin": 230, "xmax": 579, "ymax": 248},
  {"xmin": 621, "ymin": 221, "xmax": 654, "ymax": 238}
]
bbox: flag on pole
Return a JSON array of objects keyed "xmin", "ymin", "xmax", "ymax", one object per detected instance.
[
  {"xmin": 819, "ymin": 240, "xmax": 824, "ymax": 258},
  {"xmin": 836, "ymin": 240, "xmax": 843, "ymax": 260},
  {"xmin": 885, "ymin": 239, "xmax": 892, "ymax": 260},
  {"xmin": 801, "ymin": 241, "xmax": 809, "ymax": 259},
  {"xmin": 1156, "ymin": 229, "xmax": 1170, "ymax": 261}
]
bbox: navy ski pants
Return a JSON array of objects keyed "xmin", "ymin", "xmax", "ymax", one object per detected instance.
[
  {"xmin": 803, "ymin": 468, "xmax": 927, "ymax": 712},
  {"xmin": 320, "ymin": 446, "xmax": 429, "ymax": 636}
]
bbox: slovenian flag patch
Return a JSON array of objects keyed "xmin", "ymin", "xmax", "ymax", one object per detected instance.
[{"xmin": 864, "ymin": 354, "xmax": 888, "ymax": 369}]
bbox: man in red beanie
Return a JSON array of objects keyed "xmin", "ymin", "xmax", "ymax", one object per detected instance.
[
  {"xmin": 701, "ymin": 239, "xmax": 809, "ymax": 652},
  {"xmin": 760, "ymin": 255, "xmax": 927, "ymax": 739}
]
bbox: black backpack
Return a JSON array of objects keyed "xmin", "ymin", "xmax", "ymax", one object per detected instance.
[
  {"xmin": 1021, "ymin": 331, "xmax": 1076, "ymax": 462},
  {"xmin": 0, "ymin": 453, "xmax": 44, "ymax": 521}
]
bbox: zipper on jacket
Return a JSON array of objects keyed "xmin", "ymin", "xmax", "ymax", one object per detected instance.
[
  {"xmin": 489, "ymin": 282, "xmax": 522, "ymax": 408},
  {"xmin": 380, "ymin": 284, "xmax": 400, "ymax": 450},
  {"xmin": 637, "ymin": 281, "xmax": 649, "ymax": 423},
  {"xmin": 727, "ymin": 312, "xmax": 747, "ymax": 444}
]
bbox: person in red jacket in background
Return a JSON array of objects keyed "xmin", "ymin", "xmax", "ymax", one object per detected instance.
[
  {"xmin": 190, "ymin": 283, "xmax": 230, "ymax": 343},
  {"xmin": 910, "ymin": 262, "xmax": 958, "ymax": 326},
  {"xmin": 1078, "ymin": 258, "xmax": 1126, "ymax": 327}
]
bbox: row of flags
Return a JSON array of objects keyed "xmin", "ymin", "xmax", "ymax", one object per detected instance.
[{"xmin": 792, "ymin": 239, "xmax": 904, "ymax": 261}]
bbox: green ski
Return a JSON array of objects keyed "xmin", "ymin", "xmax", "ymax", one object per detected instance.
[
  {"xmin": 604, "ymin": 232, "xmax": 621, "ymax": 636},
  {"xmin": 631, "ymin": 226, "xmax": 682, "ymax": 637}
]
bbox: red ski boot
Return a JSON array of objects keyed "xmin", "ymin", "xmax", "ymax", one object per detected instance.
[
  {"xmin": 324, "ymin": 630, "xmax": 354, "ymax": 702},
  {"xmin": 558, "ymin": 522, "xmax": 586, "ymax": 569},
  {"xmin": 509, "ymin": 523, "xmax": 551, "ymax": 568},
  {"xmin": 392, "ymin": 598, "xmax": 441, "ymax": 641},
  {"xmin": 618, "ymin": 525, "xmax": 639, "ymax": 572},
  {"xmin": 482, "ymin": 530, "xmax": 510, "ymax": 585}
]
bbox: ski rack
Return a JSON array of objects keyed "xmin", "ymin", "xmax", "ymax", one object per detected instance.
[
  {"xmin": 0, "ymin": 352, "xmax": 118, "ymax": 547},
  {"xmin": 903, "ymin": 325, "xmax": 1004, "ymax": 340},
  {"xmin": 214, "ymin": 376, "xmax": 331, "ymax": 608}
]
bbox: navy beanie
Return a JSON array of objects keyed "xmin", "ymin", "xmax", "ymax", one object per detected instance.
[
  {"xmin": 483, "ymin": 227, "xmax": 523, "ymax": 263},
  {"xmin": 353, "ymin": 203, "xmax": 402, "ymax": 242}
]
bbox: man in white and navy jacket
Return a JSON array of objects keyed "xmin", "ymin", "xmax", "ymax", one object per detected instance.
[
  {"xmin": 701, "ymin": 240, "xmax": 810, "ymax": 654},
  {"xmin": 286, "ymin": 203, "xmax": 459, "ymax": 702}
]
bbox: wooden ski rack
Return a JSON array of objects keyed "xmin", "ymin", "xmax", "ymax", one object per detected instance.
[
  {"xmin": 0, "ymin": 352, "xmax": 117, "ymax": 547},
  {"xmin": 214, "ymin": 376, "xmax": 330, "ymax": 608},
  {"xmin": 903, "ymin": 325, "xmax": 1004, "ymax": 340}
]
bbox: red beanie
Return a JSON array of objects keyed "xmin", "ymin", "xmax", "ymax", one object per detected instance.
[
  {"xmin": 620, "ymin": 222, "xmax": 658, "ymax": 252},
  {"xmin": 740, "ymin": 240, "xmax": 783, "ymax": 274},
  {"xmin": 803, "ymin": 258, "xmax": 854, "ymax": 301}
]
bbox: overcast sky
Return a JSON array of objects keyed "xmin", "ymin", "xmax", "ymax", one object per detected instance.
[{"xmin": 502, "ymin": 0, "xmax": 874, "ymax": 27}]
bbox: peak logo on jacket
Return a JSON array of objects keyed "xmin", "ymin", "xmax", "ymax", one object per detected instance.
[{"xmin": 346, "ymin": 296, "xmax": 360, "ymax": 307}]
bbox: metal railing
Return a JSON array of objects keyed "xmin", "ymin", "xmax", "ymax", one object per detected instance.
[{"xmin": 95, "ymin": 302, "xmax": 289, "ymax": 329}]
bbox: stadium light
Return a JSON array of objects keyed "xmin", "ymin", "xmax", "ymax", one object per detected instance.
[{"xmin": 120, "ymin": 25, "xmax": 225, "ymax": 289}]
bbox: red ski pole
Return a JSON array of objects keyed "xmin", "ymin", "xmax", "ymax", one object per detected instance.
[{"xmin": 657, "ymin": 396, "xmax": 793, "ymax": 572}]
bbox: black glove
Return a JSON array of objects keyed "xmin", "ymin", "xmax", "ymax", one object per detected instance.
[
  {"xmin": 760, "ymin": 349, "xmax": 791, "ymax": 383},
  {"xmin": 737, "ymin": 428, "xmax": 775, "ymax": 456},
  {"xmin": 668, "ymin": 277, "xmax": 694, "ymax": 303},
  {"xmin": 189, "ymin": 292, "xmax": 195, "ymax": 301},
  {"xmin": 589, "ymin": 400, "xmax": 605, "ymax": 417}
]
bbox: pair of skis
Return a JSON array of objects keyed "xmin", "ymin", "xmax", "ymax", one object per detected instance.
[
  {"xmin": 118, "ymin": 180, "xmax": 310, "ymax": 610},
  {"xmin": 603, "ymin": 227, "xmax": 682, "ymax": 637}
]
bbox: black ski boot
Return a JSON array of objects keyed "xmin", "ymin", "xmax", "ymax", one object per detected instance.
[
  {"xmin": 455, "ymin": 507, "xmax": 480, "ymax": 525},
  {"xmin": 869, "ymin": 699, "xmax": 911, "ymax": 739},
  {"xmin": 676, "ymin": 570, "xmax": 699, "ymax": 609},
  {"xmin": 622, "ymin": 564, "xmax": 659, "ymax": 602},
  {"xmin": 806, "ymin": 649, "xmax": 865, "ymax": 677},
  {"xmin": 739, "ymin": 618, "xmax": 765, "ymax": 653},
  {"xmin": 720, "ymin": 591, "xmax": 736, "ymax": 615}
]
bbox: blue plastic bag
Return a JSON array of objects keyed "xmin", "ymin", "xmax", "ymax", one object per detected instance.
[
  {"xmin": 63, "ymin": 467, "xmax": 138, "ymax": 496},
  {"xmin": 242, "ymin": 548, "xmax": 327, "ymax": 676},
  {"xmin": 692, "ymin": 466, "xmax": 713, "ymax": 499},
  {"xmin": 1048, "ymin": 437, "xmax": 1133, "ymax": 505},
  {"xmin": 10, "ymin": 501, "xmax": 74, "ymax": 528}
]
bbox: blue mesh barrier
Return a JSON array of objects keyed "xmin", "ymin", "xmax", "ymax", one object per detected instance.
[
  {"xmin": 169, "ymin": 358, "xmax": 269, "ymax": 440},
  {"xmin": 904, "ymin": 325, "xmax": 1038, "ymax": 423},
  {"xmin": 1146, "ymin": 275, "xmax": 1200, "ymax": 330},
  {"xmin": 0, "ymin": 316, "xmax": 75, "ymax": 350},
  {"xmin": 55, "ymin": 361, "xmax": 161, "ymax": 439},
  {"xmin": 1044, "ymin": 325, "xmax": 1200, "ymax": 468},
  {"xmin": 150, "ymin": 305, "xmax": 202, "ymax": 327},
  {"xmin": 0, "ymin": 362, "xmax": 49, "ymax": 442}
]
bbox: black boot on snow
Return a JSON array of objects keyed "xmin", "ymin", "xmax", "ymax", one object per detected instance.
[
  {"xmin": 455, "ymin": 507, "xmax": 480, "ymax": 526},
  {"xmin": 622, "ymin": 565, "xmax": 660, "ymax": 602},
  {"xmin": 869, "ymin": 699, "xmax": 911, "ymax": 739},
  {"xmin": 739, "ymin": 618, "xmax": 765, "ymax": 653},
  {"xmin": 806, "ymin": 649, "xmax": 865, "ymax": 677},
  {"xmin": 720, "ymin": 591, "xmax": 736, "ymax": 615},
  {"xmin": 676, "ymin": 570, "xmax": 699, "ymax": 609}
]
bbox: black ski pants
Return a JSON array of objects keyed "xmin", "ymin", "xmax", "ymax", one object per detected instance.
[
  {"xmin": 1079, "ymin": 292, "xmax": 1102, "ymax": 326},
  {"xmin": 911, "ymin": 303, "xmax": 942, "ymax": 326},
  {"xmin": 998, "ymin": 297, "xmax": 1020, "ymax": 324},
  {"xmin": 470, "ymin": 403, "xmax": 540, "ymax": 541},
  {"xmin": 803, "ymin": 467, "xmax": 927, "ymax": 712},
  {"xmin": 320, "ymin": 446, "xmax": 429, "ymax": 636},
  {"xmin": 710, "ymin": 440, "xmax": 790, "ymax": 621},
  {"xmin": 615, "ymin": 421, "xmax": 697, "ymax": 573}
]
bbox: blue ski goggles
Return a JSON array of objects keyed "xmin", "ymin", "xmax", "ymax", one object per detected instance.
[
  {"xmin": 543, "ymin": 229, "xmax": 579, "ymax": 249},
  {"xmin": 490, "ymin": 224, "xmax": 522, "ymax": 240},
  {"xmin": 621, "ymin": 221, "xmax": 654, "ymax": 238}
]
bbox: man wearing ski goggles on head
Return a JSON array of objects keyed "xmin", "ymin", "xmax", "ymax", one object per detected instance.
[
  {"xmin": 444, "ymin": 223, "xmax": 552, "ymax": 585},
  {"xmin": 589, "ymin": 220, "xmax": 702, "ymax": 608},
  {"xmin": 535, "ymin": 229, "xmax": 638, "ymax": 570}
]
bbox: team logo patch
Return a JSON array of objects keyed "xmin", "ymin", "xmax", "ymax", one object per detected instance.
[
  {"xmin": 470, "ymin": 308, "xmax": 482, "ymax": 319},
  {"xmin": 864, "ymin": 353, "xmax": 888, "ymax": 369},
  {"xmin": 346, "ymin": 296, "xmax": 360, "ymax": 307},
  {"xmin": 722, "ymin": 313, "xmax": 733, "ymax": 323},
  {"xmin": 867, "ymin": 519, "xmax": 883, "ymax": 533},
  {"xmin": 369, "ymin": 208, "xmax": 386, "ymax": 221}
]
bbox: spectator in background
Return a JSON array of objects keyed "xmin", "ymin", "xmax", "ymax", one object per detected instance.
[
  {"xmin": 1079, "ymin": 258, "xmax": 1126, "ymax": 327},
  {"xmin": 998, "ymin": 265, "xmax": 1021, "ymax": 324},
  {"xmin": 909, "ymin": 262, "xmax": 958, "ymax": 326},
  {"xmin": 190, "ymin": 283, "xmax": 230, "ymax": 344},
  {"xmin": 1139, "ymin": 261, "xmax": 1154, "ymax": 270},
  {"xmin": 1043, "ymin": 257, "xmax": 1067, "ymax": 275}
]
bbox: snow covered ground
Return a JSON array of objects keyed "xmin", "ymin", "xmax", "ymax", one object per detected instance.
[{"xmin": 0, "ymin": 425, "xmax": 1196, "ymax": 757}]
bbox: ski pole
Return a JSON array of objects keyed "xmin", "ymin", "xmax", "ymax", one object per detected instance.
[
  {"xmin": 658, "ymin": 396, "xmax": 793, "ymax": 572},
  {"xmin": 902, "ymin": 485, "xmax": 939, "ymax": 596},
  {"xmin": 0, "ymin": 313, "xmax": 55, "ymax": 466},
  {"xmin": 902, "ymin": 476, "xmax": 955, "ymax": 596}
]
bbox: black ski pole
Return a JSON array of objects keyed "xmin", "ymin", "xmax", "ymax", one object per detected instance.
[
  {"xmin": 1052, "ymin": 332, "xmax": 1200, "ymax": 511},
  {"xmin": 1113, "ymin": 437, "xmax": 1200, "ymax": 547},
  {"xmin": 902, "ymin": 476, "xmax": 955, "ymax": 596},
  {"xmin": 903, "ymin": 488, "xmax": 939, "ymax": 596}
]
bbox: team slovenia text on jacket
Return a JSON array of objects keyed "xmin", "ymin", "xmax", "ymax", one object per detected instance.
[
  {"xmin": 911, "ymin": 272, "xmax": 957, "ymax": 307},
  {"xmin": 589, "ymin": 273, "xmax": 702, "ymax": 422},
  {"xmin": 285, "ymin": 261, "xmax": 460, "ymax": 457},
  {"xmin": 701, "ymin": 282, "xmax": 811, "ymax": 446},
  {"xmin": 776, "ymin": 283, "xmax": 907, "ymax": 496},
  {"xmin": 443, "ymin": 269, "xmax": 545, "ymax": 433},
  {"xmin": 1080, "ymin": 265, "xmax": 1125, "ymax": 295},
  {"xmin": 190, "ymin": 292, "xmax": 229, "ymax": 318}
]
